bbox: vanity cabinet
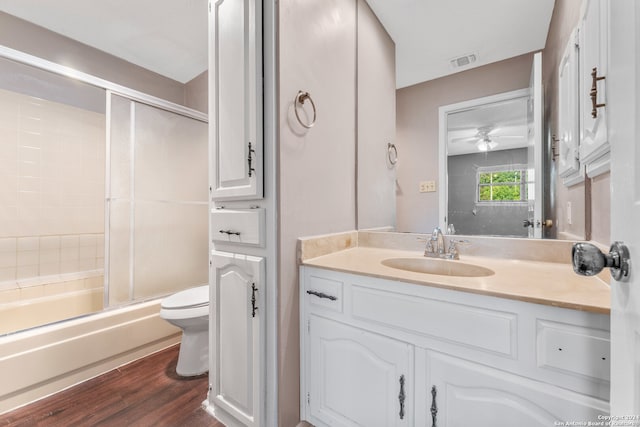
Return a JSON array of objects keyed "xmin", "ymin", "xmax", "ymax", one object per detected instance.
[
  {"xmin": 300, "ymin": 266, "xmax": 610, "ymax": 427},
  {"xmin": 306, "ymin": 315, "xmax": 413, "ymax": 426},
  {"xmin": 209, "ymin": 0, "xmax": 263, "ymax": 200},
  {"xmin": 426, "ymin": 351, "xmax": 606, "ymax": 427},
  {"xmin": 210, "ymin": 250, "xmax": 265, "ymax": 427}
]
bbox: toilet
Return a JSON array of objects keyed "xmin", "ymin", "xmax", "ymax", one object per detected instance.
[{"xmin": 160, "ymin": 285, "xmax": 209, "ymax": 377}]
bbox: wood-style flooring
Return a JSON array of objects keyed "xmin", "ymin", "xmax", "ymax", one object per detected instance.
[{"xmin": 0, "ymin": 345, "xmax": 224, "ymax": 427}]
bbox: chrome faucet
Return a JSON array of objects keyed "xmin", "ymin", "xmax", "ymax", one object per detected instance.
[
  {"xmin": 423, "ymin": 227, "xmax": 468, "ymax": 260},
  {"xmin": 424, "ymin": 227, "xmax": 446, "ymax": 257}
]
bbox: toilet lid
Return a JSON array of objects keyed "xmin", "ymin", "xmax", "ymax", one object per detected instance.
[{"xmin": 161, "ymin": 285, "xmax": 209, "ymax": 309}]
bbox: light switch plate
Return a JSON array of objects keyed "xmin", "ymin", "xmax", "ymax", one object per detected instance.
[{"xmin": 419, "ymin": 181, "xmax": 437, "ymax": 193}]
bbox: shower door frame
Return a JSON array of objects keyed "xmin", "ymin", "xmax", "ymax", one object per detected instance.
[{"xmin": 0, "ymin": 44, "xmax": 208, "ymax": 308}]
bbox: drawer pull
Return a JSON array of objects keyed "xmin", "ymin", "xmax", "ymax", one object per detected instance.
[
  {"xmin": 306, "ymin": 290, "xmax": 337, "ymax": 301},
  {"xmin": 399, "ymin": 375, "xmax": 406, "ymax": 420},
  {"xmin": 219, "ymin": 229, "xmax": 241, "ymax": 236}
]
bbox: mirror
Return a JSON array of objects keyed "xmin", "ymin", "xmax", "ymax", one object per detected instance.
[
  {"xmin": 439, "ymin": 89, "xmax": 536, "ymax": 238},
  {"xmin": 358, "ymin": 0, "xmax": 596, "ymax": 241}
]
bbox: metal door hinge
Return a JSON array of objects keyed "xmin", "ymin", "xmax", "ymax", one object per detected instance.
[{"xmin": 307, "ymin": 392, "xmax": 310, "ymax": 405}]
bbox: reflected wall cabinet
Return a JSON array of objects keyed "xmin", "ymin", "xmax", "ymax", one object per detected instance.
[
  {"xmin": 209, "ymin": 0, "xmax": 263, "ymax": 200},
  {"xmin": 300, "ymin": 267, "xmax": 610, "ymax": 427},
  {"xmin": 557, "ymin": 0, "xmax": 609, "ymax": 186}
]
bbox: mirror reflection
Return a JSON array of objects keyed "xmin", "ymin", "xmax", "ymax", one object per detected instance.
[{"xmin": 444, "ymin": 91, "xmax": 534, "ymax": 238}]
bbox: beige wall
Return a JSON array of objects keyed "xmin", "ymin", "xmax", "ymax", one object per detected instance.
[
  {"xmin": 541, "ymin": 0, "xmax": 610, "ymax": 244},
  {"xmin": 357, "ymin": 0, "xmax": 396, "ymax": 230},
  {"xmin": 395, "ymin": 54, "xmax": 534, "ymax": 233},
  {"xmin": 542, "ymin": 0, "xmax": 587, "ymax": 240},
  {"xmin": 278, "ymin": 0, "xmax": 357, "ymax": 424},
  {"xmin": 185, "ymin": 71, "xmax": 208, "ymax": 113},
  {"xmin": 0, "ymin": 12, "xmax": 190, "ymax": 106}
]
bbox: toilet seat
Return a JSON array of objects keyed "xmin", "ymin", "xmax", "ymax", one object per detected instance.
[
  {"xmin": 160, "ymin": 286, "xmax": 209, "ymax": 320},
  {"xmin": 161, "ymin": 285, "xmax": 209, "ymax": 310}
]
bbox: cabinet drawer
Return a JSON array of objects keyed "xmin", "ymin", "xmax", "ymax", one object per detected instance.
[
  {"xmin": 537, "ymin": 320, "xmax": 610, "ymax": 382},
  {"xmin": 211, "ymin": 208, "xmax": 265, "ymax": 246},
  {"xmin": 351, "ymin": 285, "xmax": 517, "ymax": 357},
  {"xmin": 304, "ymin": 273, "xmax": 343, "ymax": 313}
]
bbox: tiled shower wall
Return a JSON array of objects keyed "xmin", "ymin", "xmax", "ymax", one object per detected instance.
[{"xmin": 0, "ymin": 87, "xmax": 105, "ymax": 286}]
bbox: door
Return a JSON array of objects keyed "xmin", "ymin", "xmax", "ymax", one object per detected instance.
[
  {"xmin": 210, "ymin": 250, "xmax": 264, "ymax": 426},
  {"xmin": 306, "ymin": 315, "xmax": 413, "ymax": 427},
  {"xmin": 608, "ymin": 0, "xmax": 640, "ymax": 415},
  {"xmin": 427, "ymin": 352, "xmax": 608, "ymax": 426},
  {"xmin": 527, "ymin": 52, "xmax": 543, "ymax": 238},
  {"xmin": 209, "ymin": 0, "xmax": 263, "ymax": 200}
]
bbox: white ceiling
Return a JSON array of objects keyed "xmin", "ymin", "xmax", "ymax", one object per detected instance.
[
  {"xmin": 0, "ymin": 0, "xmax": 554, "ymax": 88},
  {"xmin": 366, "ymin": 0, "xmax": 555, "ymax": 88},
  {"xmin": 0, "ymin": 0, "xmax": 209, "ymax": 84},
  {"xmin": 446, "ymin": 96, "xmax": 530, "ymax": 156}
]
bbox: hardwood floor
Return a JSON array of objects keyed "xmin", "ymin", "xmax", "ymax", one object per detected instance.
[{"xmin": 0, "ymin": 345, "xmax": 224, "ymax": 427}]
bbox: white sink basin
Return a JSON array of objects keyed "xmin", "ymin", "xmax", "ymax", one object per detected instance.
[{"xmin": 381, "ymin": 257, "xmax": 495, "ymax": 277}]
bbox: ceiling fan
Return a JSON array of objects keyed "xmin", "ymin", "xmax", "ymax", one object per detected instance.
[{"xmin": 449, "ymin": 125, "xmax": 525, "ymax": 152}]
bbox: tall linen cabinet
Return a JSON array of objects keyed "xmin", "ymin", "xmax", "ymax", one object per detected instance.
[{"xmin": 205, "ymin": 0, "xmax": 276, "ymax": 426}]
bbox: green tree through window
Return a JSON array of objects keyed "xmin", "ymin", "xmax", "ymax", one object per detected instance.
[{"xmin": 478, "ymin": 169, "xmax": 527, "ymax": 202}]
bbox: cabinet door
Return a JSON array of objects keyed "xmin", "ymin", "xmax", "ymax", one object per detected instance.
[
  {"xmin": 209, "ymin": 0, "xmax": 263, "ymax": 200},
  {"xmin": 557, "ymin": 28, "xmax": 584, "ymax": 186},
  {"xmin": 426, "ymin": 352, "xmax": 608, "ymax": 427},
  {"xmin": 306, "ymin": 315, "xmax": 413, "ymax": 427},
  {"xmin": 210, "ymin": 251, "xmax": 264, "ymax": 427},
  {"xmin": 579, "ymin": 0, "xmax": 609, "ymax": 176}
]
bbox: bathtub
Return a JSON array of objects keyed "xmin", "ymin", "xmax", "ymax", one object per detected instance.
[
  {"xmin": 0, "ymin": 299, "xmax": 181, "ymax": 414},
  {"xmin": 0, "ymin": 271, "xmax": 105, "ymax": 335}
]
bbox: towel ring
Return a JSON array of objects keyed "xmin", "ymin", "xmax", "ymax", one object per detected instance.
[
  {"xmin": 388, "ymin": 143, "xmax": 398, "ymax": 165},
  {"xmin": 294, "ymin": 90, "xmax": 316, "ymax": 128}
]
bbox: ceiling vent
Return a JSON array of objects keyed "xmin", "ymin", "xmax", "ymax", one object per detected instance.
[{"xmin": 450, "ymin": 53, "xmax": 477, "ymax": 69}]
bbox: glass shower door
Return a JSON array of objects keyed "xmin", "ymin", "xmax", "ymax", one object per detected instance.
[{"xmin": 106, "ymin": 93, "xmax": 208, "ymax": 306}]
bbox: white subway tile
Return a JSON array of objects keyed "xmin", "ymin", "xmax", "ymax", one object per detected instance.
[
  {"xmin": 39, "ymin": 262, "xmax": 59, "ymax": 276},
  {"xmin": 17, "ymin": 250, "xmax": 39, "ymax": 267},
  {"xmin": 16, "ymin": 265, "xmax": 38, "ymax": 280},
  {"xmin": 60, "ymin": 259, "xmax": 80, "ymax": 273},
  {"xmin": 0, "ymin": 238, "xmax": 16, "ymax": 252},
  {"xmin": 17, "ymin": 236, "xmax": 39, "ymax": 251},
  {"xmin": 0, "ymin": 251, "xmax": 16, "ymax": 269},
  {"xmin": 0, "ymin": 266, "xmax": 16, "ymax": 282},
  {"xmin": 60, "ymin": 235, "xmax": 80, "ymax": 249},
  {"xmin": 39, "ymin": 236, "xmax": 60, "ymax": 251}
]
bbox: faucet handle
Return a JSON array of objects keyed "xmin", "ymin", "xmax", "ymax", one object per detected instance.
[{"xmin": 447, "ymin": 239, "xmax": 470, "ymax": 259}]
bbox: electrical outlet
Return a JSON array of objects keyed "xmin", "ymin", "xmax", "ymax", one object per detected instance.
[
  {"xmin": 419, "ymin": 181, "xmax": 437, "ymax": 193},
  {"xmin": 567, "ymin": 201, "xmax": 572, "ymax": 225}
]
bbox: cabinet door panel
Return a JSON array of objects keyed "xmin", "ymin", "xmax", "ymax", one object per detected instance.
[
  {"xmin": 557, "ymin": 28, "xmax": 583, "ymax": 184},
  {"xmin": 308, "ymin": 315, "xmax": 412, "ymax": 427},
  {"xmin": 428, "ymin": 352, "xmax": 608, "ymax": 427},
  {"xmin": 579, "ymin": 0, "xmax": 609, "ymax": 174},
  {"xmin": 211, "ymin": 251, "xmax": 264, "ymax": 426},
  {"xmin": 210, "ymin": 0, "xmax": 262, "ymax": 200}
]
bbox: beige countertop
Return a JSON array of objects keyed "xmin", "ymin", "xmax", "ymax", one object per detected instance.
[{"xmin": 301, "ymin": 246, "xmax": 611, "ymax": 314}]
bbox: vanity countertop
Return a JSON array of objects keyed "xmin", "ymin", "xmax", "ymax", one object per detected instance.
[{"xmin": 301, "ymin": 246, "xmax": 610, "ymax": 314}]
